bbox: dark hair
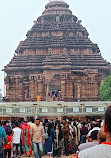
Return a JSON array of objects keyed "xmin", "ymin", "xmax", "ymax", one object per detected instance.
[
  {"xmin": 44, "ymin": 118, "xmax": 48, "ymax": 123},
  {"xmin": 19, "ymin": 117, "xmax": 24, "ymax": 122},
  {"xmin": 82, "ymin": 122, "xmax": 85, "ymax": 126},
  {"xmin": 68, "ymin": 121, "xmax": 71, "ymax": 125},
  {"xmin": 31, "ymin": 118, "xmax": 35, "ymax": 123},
  {"xmin": 104, "ymin": 106, "xmax": 111, "ymax": 133},
  {"xmin": 5, "ymin": 121, "xmax": 9, "ymax": 123},
  {"xmin": 58, "ymin": 124, "xmax": 63, "ymax": 140},
  {"xmin": 91, "ymin": 130, "xmax": 99, "ymax": 140},
  {"xmin": 7, "ymin": 130, "xmax": 12, "ymax": 136},
  {"xmin": 14, "ymin": 121, "xmax": 19, "ymax": 127},
  {"xmin": 11, "ymin": 119, "xmax": 15, "ymax": 124},
  {"xmin": 2, "ymin": 121, "xmax": 6, "ymax": 126},
  {"xmin": 99, "ymin": 136, "xmax": 106, "ymax": 143},
  {"xmin": 73, "ymin": 122, "xmax": 77, "ymax": 127},
  {"xmin": 90, "ymin": 123, "xmax": 94, "ymax": 130},
  {"xmin": 0, "ymin": 121, "xmax": 1, "ymax": 125},
  {"xmin": 47, "ymin": 123, "xmax": 52, "ymax": 137},
  {"xmin": 36, "ymin": 118, "xmax": 40, "ymax": 121},
  {"xmin": 93, "ymin": 122, "xmax": 99, "ymax": 127},
  {"xmin": 62, "ymin": 118, "xmax": 66, "ymax": 121}
]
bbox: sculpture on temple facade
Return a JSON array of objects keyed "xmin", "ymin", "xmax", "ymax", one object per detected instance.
[{"xmin": 3, "ymin": 1, "xmax": 111, "ymax": 102}]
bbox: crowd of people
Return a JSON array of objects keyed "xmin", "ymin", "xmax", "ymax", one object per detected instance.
[
  {"xmin": 0, "ymin": 105, "xmax": 111, "ymax": 158},
  {"xmin": 48, "ymin": 90, "xmax": 79, "ymax": 102},
  {"xmin": 48, "ymin": 90, "xmax": 62, "ymax": 101}
]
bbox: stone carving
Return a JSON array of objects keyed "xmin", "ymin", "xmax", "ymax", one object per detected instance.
[
  {"xmin": 69, "ymin": 17, "xmax": 74, "ymax": 23},
  {"xmin": 3, "ymin": 1, "xmax": 111, "ymax": 102},
  {"xmin": 56, "ymin": 16, "xmax": 60, "ymax": 22},
  {"xmin": 78, "ymin": 20, "xmax": 82, "ymax": 24}
]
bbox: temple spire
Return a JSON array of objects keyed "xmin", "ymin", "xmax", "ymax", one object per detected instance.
[{"xmin": 3, "ymin": 0, "xmax": 110, "ymax": 102}]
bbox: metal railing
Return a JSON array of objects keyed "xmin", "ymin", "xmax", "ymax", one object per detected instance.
[{"xmin": 0, "ymin": 101, "xmax": 110, "ymax": 118}]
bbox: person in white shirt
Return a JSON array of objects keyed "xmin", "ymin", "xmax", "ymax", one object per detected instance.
[
  {"xmin": 87, "ymin": 122, "xmax": 100, "ymax": 142},
  {"xmin": 78, "ymin": 106, "xmax": 111, "ymax": 158},
  {"xmin": 13, "ymin": 121, "xmax": 21, "ymax": 158}
]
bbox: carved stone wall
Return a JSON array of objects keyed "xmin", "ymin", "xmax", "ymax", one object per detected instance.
[
  {"xmin": 5, "ymin": 74, "xmax": 46, "ymax": 102},
  {"xmin": 3, "ymin": 1, "xmax": 111, "ymax": 102},
  {"xmin": 60, "ymin": 69, "xmax": 100, "ymax": 101}
]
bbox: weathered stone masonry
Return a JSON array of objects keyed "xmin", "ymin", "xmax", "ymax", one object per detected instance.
[{"xmin": 3, "ymin": 1, "xmax": 111, "ymax": 102}]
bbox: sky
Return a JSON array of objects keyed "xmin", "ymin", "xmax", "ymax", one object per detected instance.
[{"xmin": 0, "ymin": 0, "xmax": 111, "ymax": 96}]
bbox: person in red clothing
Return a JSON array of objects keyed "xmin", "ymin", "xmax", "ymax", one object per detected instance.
[
  {"xmin": 4, "ymin": 130, "xmax": 13, "ymax": 158},
  {"xmin": 21, "ymin": 123, "xmax": 32, "ymax": 156}
]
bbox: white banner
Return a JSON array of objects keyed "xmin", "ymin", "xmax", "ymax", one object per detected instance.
[
  {"xmin": 73, "ymin": 107, "xmax": 79, "ymax": 113},
  {"xmin": 86, "ymin": 107, "xmax": 92, "ymax": 113},
  {"xmin": 57, "ymin": 108, "xmax": 63, "ymax": 113},
  {"xmin": 20, "ymin": 108, "xmax": 25, "ymax": 113},
  {"xmin": 98, "ymin": 107, "xmax": 104, "ymax": 112},
  {"xmin": 42, "ymin": 107, "xmax": 48, "ymax": 113},
  {"xmin": 6, "ymin": 108, "xmax": 12, "ymax": 113}
]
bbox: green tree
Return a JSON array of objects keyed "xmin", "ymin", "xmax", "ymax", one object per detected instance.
[{"xmin": 100, "ymin": 75, "xmax": 111, "ymax": 101}]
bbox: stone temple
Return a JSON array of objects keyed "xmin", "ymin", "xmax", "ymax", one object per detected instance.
[{"xmin": 3, "ymin": 1, "xmax": 111, "ymax": 102}]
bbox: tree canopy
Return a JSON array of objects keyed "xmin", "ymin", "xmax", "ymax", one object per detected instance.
[{"xmin": 100, "ymin": 75, "xmax": 111, "ymax": 101}]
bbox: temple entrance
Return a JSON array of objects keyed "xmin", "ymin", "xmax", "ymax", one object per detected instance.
[
  {"xmin": 49, "ymin": 85, "xmax": 61, "ymax": 92},
  {"xmin": 48, "ymin": 85, "xmax": 62, "ymax": 101},
  {"xmin": 47, "ymin": 74, "xmax": 62, "ymax": 101}
]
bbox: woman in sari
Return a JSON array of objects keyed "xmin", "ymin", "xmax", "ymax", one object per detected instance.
[
  {"xmin": 21, "ymin": 123, "xmax": 32, "ymax": 157},
  {"xmin": 53, "ymin": 123, "xmax": 63, "ymax": 158}
]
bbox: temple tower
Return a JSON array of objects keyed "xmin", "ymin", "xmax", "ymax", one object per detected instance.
[{"xmin": 4, "ymin": 1, "xmax": 111, "ymax": 102}]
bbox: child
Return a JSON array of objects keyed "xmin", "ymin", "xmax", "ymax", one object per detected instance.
[
  {"xmin": 4, "ymin": 130, "xmax": 13, "ymax": 158},
  {"xmin": 12, "ymin": 121, "xmax": 21, "ymax": 158}
]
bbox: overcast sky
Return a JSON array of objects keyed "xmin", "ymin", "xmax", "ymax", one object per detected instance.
[{"xmin": 0, "ymin": 0, "xmax": 111, "ymax": 96}]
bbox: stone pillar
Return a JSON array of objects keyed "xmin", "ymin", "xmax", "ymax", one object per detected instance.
[
  {"xmin": 77, "ymin": 84, "xmax": 80, "ymax": 99},
  {"xmin": 12, "ymin": 78, "xmax": 16, "ymax": 101},
  {"xmin": 37, "ymin": 81, "xmax": 43, "ymax": 98},
  {"xmin": 61, "ymin": 81, "xmax": 66, "ymax": 99},
  {"xmin": 46, "ymin": 84, "xmax": 50, "ymax": 101},
  {"xmin": 6, "ymin": 80, "xmax": 10, "ymax": 99},
  {"xmin": 65, "ymin": 81, "xmax": 73, "ymax": 101},
  {"xmin": 15, "ymin": 77, "xmax": 19, "ymax": 101},
  {"xmin": 47, "ymin": 84, "xmax": 50, "ymax": 95},
  {"xmin": 18, "ymin": 77, "xmax": 23, "ymax": 100},
  {"xmin": 34, "ymin": 80, "xmax": 38, "ymax": 98},
  {"xmin": 30, "ymin": 80, "xmax": 35, "ymax": 99},
  {"xmin": 69, "ymin": 81, "xmax": 73, "ymax": 98},
  {"xmin": 11, "ymin": 76, "xmax": 15, "ymax": 102},
  {"xmin": 10, "ymin": 85, "xmax": 13, "ymax": 101}
]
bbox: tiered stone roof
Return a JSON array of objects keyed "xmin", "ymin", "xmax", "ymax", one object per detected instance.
[
  {"xmin": 13, "ymin": 1, "xmax": 98, "ymax": 52},
  {"xmin": 4, "ymin": 54, "xmax": 110, "ymax": 73},
  {"xmin": 4, "ymin": 0, "xmax": 110, "ymax": 73}
]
